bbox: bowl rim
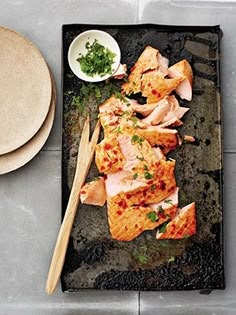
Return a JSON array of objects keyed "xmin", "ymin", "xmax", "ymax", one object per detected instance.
[{"xmin": 68, "ymin": 29, "xmax": 121, "ymax": 82}]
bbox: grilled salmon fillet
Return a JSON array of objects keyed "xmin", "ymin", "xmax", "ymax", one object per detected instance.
[
  {"xmin": 95, "ymin": 137, "xmax": 125, "ymax": 173},
  {"xmin": 107, "ymin": 194, "xmax": 178, "ymax": 241},
  {"xmin": 107, "ymin": 185, "xmax": 179, "ymax": 241},
  {"xmin": 98, "ymin": 96, "xmax": 179, "ymax": 152},
  {"xmin": 168, "ymin": 59, "xmax": 193, "ymax": 101},
  {"xmin": 129, "ymin": 101, "xmax": 158, "ymax": 117},
  {"xmin": 150, "ymin": 187, "xmax": 179, "ymax": 214},
  {"xmin": 122, "ymin": 46, "xmax": 159, "ymax": 95},
  {"xmin": 156, "ymin": 202, "xmax": 196, "ymax": 239},
  {"xmin": 141, "ymin": 95, "xmax": 189, "ymax": 127},
  {"xmin": 142, "ymin": 98, "xmax": 170, "ymax": 125},
  {"xmin": 88, "ymin": 47, "xmax": 196, "ymax": 243},
  {"xmin": 135, "ymin": 127, "xmax": 179, "ymax": 151},
  {"xmin": 141, "ymin": 70, "xmax": 181, "ymax": 104},
  {"xmin": 158, "ymin": 117, "xmax": 183, "ymax": 128},
  {"xmin": 152, "ymin": 147, "xmax": 166, "ymax": 160},
  {"xmin": 80, "ymin": 177, "xmax": 106, "ymax": 206},
  {"xmin": 105, "ymin": 159, "xmax": 176, "ymax": 207}
]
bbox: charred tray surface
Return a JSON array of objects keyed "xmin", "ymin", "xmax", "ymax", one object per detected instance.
[{"xmin": 62, "ymin": 24, "xmax": 224, "ymax": 291}]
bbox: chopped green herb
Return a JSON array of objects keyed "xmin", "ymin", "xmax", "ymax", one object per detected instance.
[
  {"xmin": 144, "ymin": 171, "xmax": 153, "ymax": 180},
  {"xmin": 133, "ymin": 173, "xmax": 138, "ymax": 180},
  {"xmin": 168, "ymin": 256, "xmax": 175, "ymax": 263},
  {"xmin": 115, "ymin": 126, "xmax": 122, "ymax": 133},
  {"xmin": 70, "ymin": 95, "xmax": 84, "ymax": 114},
  {"xmin": 184, "ymin": 234, "xmax": 190, "ymax": 239},
  {"xmin": 131, "ymin": 134, "xmax": 144, "ymax": 146},
  {"xmin": 121, "ymin": 110, "xmax": 131, "ymax": 117},
  {"xmin": 64, "ymin": 90, "xmax": 73, "ymax": 96},
  {"xmin": 159, "ymin": 222, "xmax": 168, "ymax": 233},
  {"xmin": 146, "ymin": 211, "xmax": 159, "ymax": 222},
  {"xmin": 136, "ymin": 155, "xmax": 144, "ymax": 161},
  {"xmin": 151, "ymin": 184, "xmax": 156, "ymax": 191},
  {"xmin": 164, "ymin": 199, "xmax": 173, "ymax": 205},
  {"xmin": 165, "ymin": 214, "xmax": 171, "ymax": 220},
  {"xmin": 64, "ymin": 112, "xmax": 70, "ymax": 119},
  {"xmin": 93, "ymin": 176, "xmax": 100, "ymax": 181},
  {"xmin": 157, "ymin": 206, "xmax": 164, "ymax": 213},
  {"xmin": 123, "ymin": 77, "xmax": 129, "ymax": 83},
  {"xmin": 131, "ymin": 135, "xmax": 139, "ymax": 143},
  {"xmin": 137, "ymin": 137, "xmax": 144, "ymax": 146},
  {"xmin": 130, "ymin": 116, "xmax": 138, "ymax": 125},
  {"xmin": 138, "ymin": 255, "xmax": 148, "ymax": 264},
  {"xmin": 77, "ymin": 39, "xmax": 116, "ymax": 77},
  {"xmin": 114, "ymin": 90, "xmax": 125, "ymax": 101},
  {"xmin": 144, "ymin": 165, "xmax": 148, "ymax": 171}
]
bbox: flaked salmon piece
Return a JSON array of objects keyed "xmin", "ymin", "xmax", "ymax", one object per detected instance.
[
  {"xmin": 99, "ymin": 112, "xmax": 119, "ymax": 130},
  {"xmin": 158, "ymin": 117, "xmax": 183, "ymax": 128},
  {"xmin": 99, "ymin": 95, "xmax": 131, "ymax": 116},
  {"xmin": 129, "ymin": 101, "xmax": 158, "ymax": 117},
  {"xmin": 142, "ymin": 98, "xmax": 170, "ymax": 125},
  {"xmin": 156, "ymin": 202, "xmax": 196, "ymax": 239},
  {"xmin": 80, "ymin": 177, "xmax": 106, "ymax": 206},
  {"xmin": 161, "ymin": 95, "xmax": 189, "ymax": 123},
  {"xmin": 152, "ymin": 147, "xmax": 166, "ymax": 160},
  {"xmin": 140, "ymin": 95, "xmax": 188, "ymax": 127},
  {"xmin": 107, "ymin": 186, "xmax": 178, "ymax": 241},
  {"xmin": 168, "ymin": 60, "xmax": 193, "ymax": 101},
  {"xmin": 112, "ymin": 64, "xmax": 127, "ymax": 79},
  {"xmin": 184, "ymin": 135, "xmax": 195, "ymax": 142},
  {"xmin": 141, "ymin": 70, "xmax": 181, "ymax": 103},
  {"xmin": 150, "ymin": 187, "xmax": 179, "ymax": 214},
  {"xmin": 105, "ymin": 170, "xmax": 149, "ymax": 198},
  {"xmin": 95, "ymin": 137, "xmax": 125, "ymax": 173},
  {"xmin": 135, "ymin": 127, "xmax": 179, "ymax": 151},
  {"xmin": 122, "ymin": 46, "xmax": 159, "ymax": 95},
  {"xmin": 118, "ymin": 134, "xmax": 159, "ymax": 171},
  {"xmin": 106, "ymin": 159, "xmax": 176, "ymax": 207},
  {"xmin": 157, "ymin": 53, "xmax": 169, "ymax": 76}
]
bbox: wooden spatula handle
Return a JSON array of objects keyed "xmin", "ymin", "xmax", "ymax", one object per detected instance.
[{"xmin": 46, "ymin": 118, "xmax": 100, "ymax": 294}]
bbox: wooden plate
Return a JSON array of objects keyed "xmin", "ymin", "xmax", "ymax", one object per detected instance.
[
  {"xmin": 0, "ymin": 75, "xmax": 56, "ymax": 175},
  {"xmin": 0, "ymin": 26, "xmax": 52, "ymax": 155}
]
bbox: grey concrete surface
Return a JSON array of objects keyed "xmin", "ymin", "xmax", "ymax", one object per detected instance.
[{"xmin": 0, "ymin": 0, "xmax": 235, "ymax": 314}]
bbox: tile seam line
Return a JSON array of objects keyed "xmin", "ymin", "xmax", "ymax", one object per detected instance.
[
  {"xmin": 137, "ymin": 0, "xmax": 140, "ymax": 23},
  {"xmin": 138, "ymin": 291, "xmax": 140, "ymax": 315}
]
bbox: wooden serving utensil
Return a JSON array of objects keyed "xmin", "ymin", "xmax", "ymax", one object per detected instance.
[{"xmin": 46, "ymin": 116, "xmax": 100, "ymax": 294}]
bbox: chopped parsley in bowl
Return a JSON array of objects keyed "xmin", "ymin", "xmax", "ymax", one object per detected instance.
[
  {"xmin": 77, "ymin": 39, "xmax": 116, "ymax": 77},
  {"xmin": 68, "ymin": 30, "xmax": 121, "ymax": 82}
]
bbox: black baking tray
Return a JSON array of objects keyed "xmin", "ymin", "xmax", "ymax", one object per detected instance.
[{"xmin": 61, "ymin": 24, "xmax": 224, "ymax": 292}]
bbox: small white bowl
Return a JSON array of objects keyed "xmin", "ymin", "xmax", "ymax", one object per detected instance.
[{"xmin": 68, "ymin": 30, "xmax": 121, "ymax": 82}]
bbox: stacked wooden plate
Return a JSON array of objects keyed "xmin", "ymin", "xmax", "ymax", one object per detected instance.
[{"xmin": 0, "ymin": 26, "xmax": 56, "ymax": 175}]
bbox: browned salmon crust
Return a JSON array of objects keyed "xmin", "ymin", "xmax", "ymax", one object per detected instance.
[
  {"xmin": 141, "ymin": 70, "xmax": 181, "ymax": 103},
  {"xmin": 107, "ymin": 198, "xmax": 177, "ymax": 241},
  {"xmin": 122, "ymin": 46, "xmax": 159, "ymax": 95},
  {"xmin": 156, "ymin": 202, "xmax": 196, "ymax": 239}
]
